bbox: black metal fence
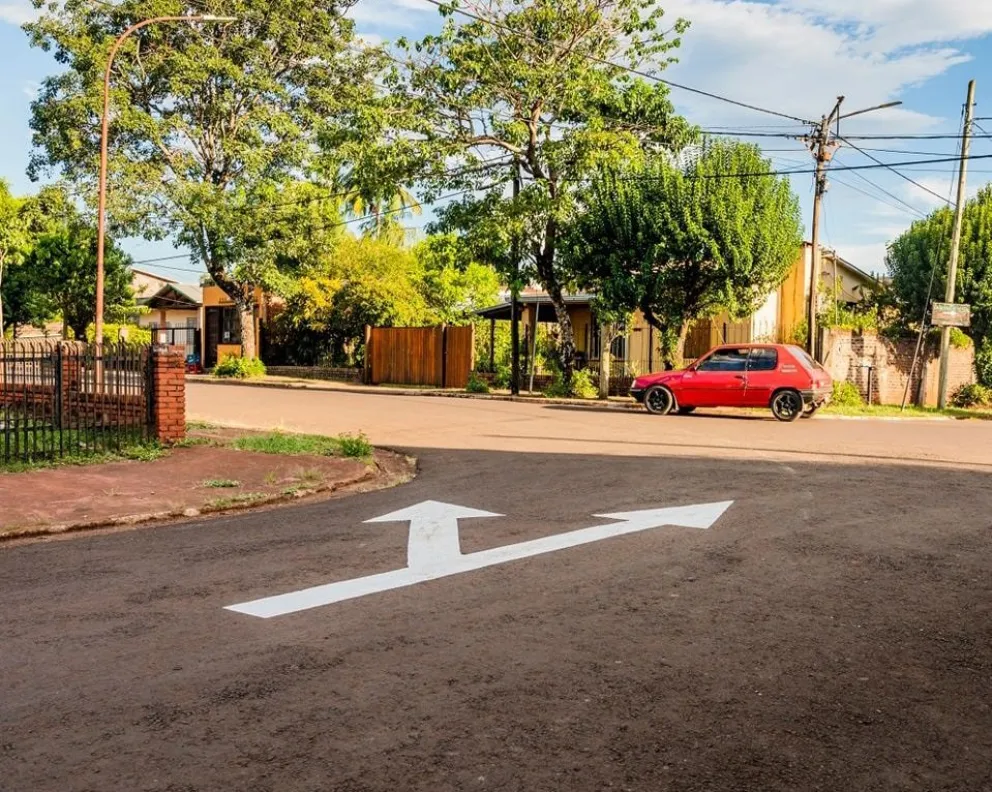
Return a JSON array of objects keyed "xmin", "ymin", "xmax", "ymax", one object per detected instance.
[
  {"xmin": 0, "ymin": 342, "xmax": 152, "ymax": 465},
  {"xmin": 148, "ymin": 326, "xmax": 200, "ymax": 360}
]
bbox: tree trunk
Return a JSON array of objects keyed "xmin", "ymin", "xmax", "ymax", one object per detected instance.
[
  {"xmin": 599, "ymin": 323, "xmax": 612, "ymax": 400},
  {"xmin": 239, "ymin": 303, "xmax": 257, "ymax": 360},
  {"xmin": 673, "ymin": 320, "xmax": 692, "ymax": 369},
  {"xmin": 534, "ymin": 227, "xmax": 574, "ymax": 383}
]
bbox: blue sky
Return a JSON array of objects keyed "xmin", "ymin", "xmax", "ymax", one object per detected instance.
[{"xmin": 2, "ymin": 0, "xmax": 991, "ymax": 281}]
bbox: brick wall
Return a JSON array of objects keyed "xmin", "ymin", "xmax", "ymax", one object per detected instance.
[
  {"xmin": 821, "ymin": 329, "xmax": 975, "ymax": 406},
  {"xmin": 265, "ymin": 365, "xmax": 363, "ymax": 383},
  {"xmin": 151, "ymin": 345, "xmax": 186, "ymax": 444}
]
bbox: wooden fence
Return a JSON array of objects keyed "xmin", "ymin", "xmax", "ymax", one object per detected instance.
[{"xmin": 366, "ymin": 325, "xmax": 474, "ymax": 388}]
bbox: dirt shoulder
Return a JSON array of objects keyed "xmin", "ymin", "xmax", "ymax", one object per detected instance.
[{"xmin": 0, "ymin": 428, "xmax": 416, "ymax": 541}]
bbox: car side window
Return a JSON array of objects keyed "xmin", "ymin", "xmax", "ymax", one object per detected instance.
[
  {"xmin": 748, "ymin": 348, "xmax": 778, "ymax": 372},
  {"xmin": 697, "ymin": 349, "xmax": 749, "ymax": 372}
]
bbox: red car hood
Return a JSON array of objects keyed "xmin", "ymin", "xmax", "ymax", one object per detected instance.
[{"xmin": 633, "ymin": 370, "xmax": 686, "ymax": 388}]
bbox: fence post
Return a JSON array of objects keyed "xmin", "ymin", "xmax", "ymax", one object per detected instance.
[
  {"xmin": 150, "ymin": 344, "xmax": 186, "ymax": 444},
  {"xmin": 363, "ymin": 325, "xmax": 372, "ymax": 385}
]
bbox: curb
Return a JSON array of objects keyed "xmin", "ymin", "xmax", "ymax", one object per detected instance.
[
  {"xmin": 0, "ymin": 452, "xmax": 417, "ymax": 544},
  {"xmin": 187, "ymin": 376, "xmax": 977, "ymax": 421},
  {"xmin": 187, "ymin": 375, "xmax": 644, "ymax": 411}
]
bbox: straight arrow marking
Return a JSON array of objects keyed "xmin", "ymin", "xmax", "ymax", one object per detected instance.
[{"xmin": 225, "ymin": 500, "xmax": 733, "ymax": 619}]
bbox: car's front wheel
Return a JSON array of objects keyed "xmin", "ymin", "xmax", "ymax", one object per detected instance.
[
  {"xmin": 644, "ymin": 385, "xmax": 675, "ymax": 415},
  {"xmin": 771, "ymin": 389, "xmax": 804, "ymax": 422}
]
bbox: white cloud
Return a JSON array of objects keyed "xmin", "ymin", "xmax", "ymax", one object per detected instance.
[
  {"xmin": 348, "ymin": 0, "xmax": 433, "ymax": 29},
  {"xmin": 21, "ymin": 80, "xmax": 40, "ymax": 99},
  {"xmin": 659, "ymin": 0, "xmax": 988, "ymax": 130},
  {"xmin": 0, "ymin": 0, "xmax": 38, "ymax": 25}
]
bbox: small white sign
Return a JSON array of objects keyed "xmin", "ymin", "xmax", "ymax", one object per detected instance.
[{"xmin": 226, "ymin": 499, "xmax": 733, "ymax": 618}]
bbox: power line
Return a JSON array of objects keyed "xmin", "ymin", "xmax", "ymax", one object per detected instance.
[
  {"xmin": 411, "ymin": 0, "xmax": 814, "ymax": 125},
  {"xmin": 835, "ymin": 134, "xmax": 952, "ymax": 205},
  {"xmin": 703, "ymin": 130, "xmax": 992, "ymax": 141},
  {"xmin": 828, "ymin": 173, "xmax": 924, "ymax": 219},
  {"xmin": 829, "ymin": 152, "xmax": 927, "ymax": 218}
]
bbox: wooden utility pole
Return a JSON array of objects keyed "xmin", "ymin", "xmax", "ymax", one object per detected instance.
[
  {"xmin": 937, "ymin": 79, "xmax": 977, "ymax": 410},
  {"xmin": 805, "ymin": 97, "xmax": 843, "ymax": 358},
  {"xmin": 510, "ymin": 162, "xmax": 522, "ymax": 396}
]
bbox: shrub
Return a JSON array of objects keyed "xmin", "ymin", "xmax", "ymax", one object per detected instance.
[
  {"xmin": 951, "ymin": 383, "xmax": 992, "ymax": 409},
  {"xmin": 978, "ymin": 339, "xmax": 992, "ymax": 387},
  {"xmin": 338, "ymin": 432, "xmax": 373, "ymax": 458},
  {"xmin": 466, "ymin": 372, "xmax": 490, "ymax": 394},
  {"xmin": 85, "ymin": 323, "xmax": 153, "ymax": 345},
  {"xmin": 543, "ymin": 369, "xmax": 597, "ymax": 399},
  {"xmin": 570, "ymin": 369, "xmax": 598, "ymax": 399},
  {"xmin": 492, "ymin": 364, "xmax": 511, "ymax": 390},
  {"xmin": 214, "ymin": 355, "xmax": 266, "ymax": 379},
  {"xmin": 949, "ymin": 327, "xmax": 973, "ymax": 350},
  {"xmin": 831, "ymin": 380, "xmax": 865, "ymax": 407}
]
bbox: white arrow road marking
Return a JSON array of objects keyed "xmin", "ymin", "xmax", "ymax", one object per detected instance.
[
  {"xmin": 225, "ymin": 500, "xmax": 733, "ymax": 618},
  {"xmin": 366, "ymin": 500, "xmax": 503, "ymax": 572}
]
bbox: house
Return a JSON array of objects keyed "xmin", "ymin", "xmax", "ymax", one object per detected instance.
[
  {"xmin": 477, "ymin": 244, "xmax": 879, "ymax": 373},
  {"xmin": 131, "ymin": 269, "xmax": 274, "ymax": 367}
]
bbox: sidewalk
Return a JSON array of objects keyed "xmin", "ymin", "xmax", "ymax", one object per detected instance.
[
  {"xmin": 187, "ymin": 374, "xmax": 644, "ymax": 410},
  {"xmin": 0, "ymin": 429, "xmax": 415, "ymax": 541}
]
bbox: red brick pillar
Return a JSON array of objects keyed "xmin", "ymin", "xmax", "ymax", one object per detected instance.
[{"xmin": 151, "ymin": 345, "xmax": 186, "ymax": 444}]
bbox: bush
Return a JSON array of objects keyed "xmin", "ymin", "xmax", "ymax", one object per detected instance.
[
  {"xmin": 465, "ymin": 372, "xmax": 490, "ymax": 394},
  {"xmin": 85, "ymin": 323, "xmax": 153, "ymax": 345},
  {"xmin": 543, "ymin": 369, "xmax": 597, "ymax": 399},
  {"xmin": 338, "ymin": 432, "xmax": 373, "ymax": 458},
  {"xmin": 976, "ymin": 339, "xmax": 992, "ymax": 386},
  {"xmin": 831, "ymin": 380, "xmax": 865, "ymax": 407},
  {"xmin": 949, "ymin": 327, "xmax": 973, "ymax": 350},
  {"xmin": 951, "ymin": 383, "xmax": 992, "ymax": 409},
  {"xmin": 492, "ymin": 364, "xmax": 511, "ymax": 390},
  {"xmin": 214, "ymin": 354, "xmax": 266, "ymax": 379}
]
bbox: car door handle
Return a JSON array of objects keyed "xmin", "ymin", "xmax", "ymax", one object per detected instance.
[{"xmin": 733, "ymin": 374, "xmax": 746, "ymax": 379}]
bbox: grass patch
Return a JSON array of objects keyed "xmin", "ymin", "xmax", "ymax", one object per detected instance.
[
  {"xmin": 204, "ymin": 492, "xmax": 269, "ymax": 510},
  {"xmin": 822, "ymin": 403, "xmax": 992, "ymax": 420},
  {"xmin": 1, "ymin": 442, "xmax": 164, "ymax": 474},
  {"xmin": 201, "ymin": 478, "xmax": 241, "ymax": 489},
  {"xmin": 230, "ymin": 431, "xmax": 372, "ymax": 459}
]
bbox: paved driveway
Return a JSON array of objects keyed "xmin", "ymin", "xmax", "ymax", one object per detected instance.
[{"xmin": 1, "ymin": 384, "xmax": 990, "ymax": 791}]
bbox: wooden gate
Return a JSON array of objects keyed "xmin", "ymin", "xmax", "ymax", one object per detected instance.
[{"xmin": 366, "ymin": 325, "xmax": 474, "ymax": 388}]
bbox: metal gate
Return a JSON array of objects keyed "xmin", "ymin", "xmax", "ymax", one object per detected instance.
[{"xmin": 366, "ymin": 325, "xmax": 475, "ymax": 388}]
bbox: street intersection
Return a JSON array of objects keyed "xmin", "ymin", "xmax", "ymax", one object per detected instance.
[{"xmin": 1, "ymin": 385, "xmax": 990, "ymax": 791}]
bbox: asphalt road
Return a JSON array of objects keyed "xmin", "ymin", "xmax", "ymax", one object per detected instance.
[{"xmin": 2, "ymin": 389, "xmax": 992, "ymax": 791}]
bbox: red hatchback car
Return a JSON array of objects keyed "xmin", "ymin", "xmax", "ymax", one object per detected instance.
[{"xmin": 629, "ymin": 344, "xmax": 832, "ymax": 422}]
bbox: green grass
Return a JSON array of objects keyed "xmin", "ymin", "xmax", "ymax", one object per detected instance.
[
  {"xmin": 1, "ymin": 434, "xmax": 164, "ymax": 473},
  {"xmin": 201, "ymin": 478, "xmax": 241, "ymax": 489},
  {"xmin": 204, "ymin": 492, "xmax": 269, "ymax": 511},
  {"xmin": 822, "ymin": 403, "xmax": 992, "ymax": 420},
  {"xmin": 231, "ymin": 431, "xmax": 372, "ymax": 459}
]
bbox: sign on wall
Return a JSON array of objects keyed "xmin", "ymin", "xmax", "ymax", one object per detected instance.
[{"xmin": 931, "ymin": 302, "xmax": 971, "ymax": 328}]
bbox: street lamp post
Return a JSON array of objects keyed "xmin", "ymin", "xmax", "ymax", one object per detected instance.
[{"xmin": 95, "ymin": 14, "xmax": 235, "ymax": 354}]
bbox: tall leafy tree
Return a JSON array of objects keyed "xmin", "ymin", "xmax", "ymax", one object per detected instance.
[
  {"xmin": 887, "ymin": 185, "xmax": 992, "ymax": 384},
  {"xmin": 395, "ymin": 0, "xmax": 696, "ymax": 380},
  {"xmin": 26, "ymin": 0, "xmax": 382, "ymax": 358},
  {"xmin": 24, "ymin": 223, "xmax": 134, "ymax": 340},
  {"xmin": 565, "ymin": 142, "xmax": 803, "ymax": 366},
  {"xmin": 0, "ymin": 180, "xmax": 29, "ymax": 337}
]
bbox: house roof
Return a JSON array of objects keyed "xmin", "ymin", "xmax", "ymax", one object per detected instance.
[
  {"xmin": 131, "ymin": 267, "xmax": 178, "ymax": 284},
  {"xmin": 139, "ymin": 282, "xmax": 203, "ymax": 310},
  {"xmin": 476, "ymin": 292, "xmax": 596, "ymax": 321},
  {"xmin": 804, "ymin": 242, "xmax": 877, "ymax": 285}
]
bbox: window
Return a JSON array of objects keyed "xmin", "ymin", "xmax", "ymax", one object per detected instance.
[
  {"xmin": 697, "ymin": 348, "xmax": 749, "ymax": 372},
  {"xmin": 748, "ymin": 348, "xmax": 778, "ymax": 372},
  {"xmin": 787, "ymin": 345, "xmax": 823, "ymax": 374}
]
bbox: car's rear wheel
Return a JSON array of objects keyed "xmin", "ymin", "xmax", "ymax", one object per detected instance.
[
  {"xmin": 771, "ymin": 389, "xmax": 804, "ymax": 422},
  {"xmin": 677, "ymin": 406, "xmax": 696, "ymax": 415},
  {"xmin": 644, "ymin": 385, "xmax": 675, "ymax": 415},
  {"xmin": 801, "ymin": 404, "xmax": 821, "ymax": 419}
]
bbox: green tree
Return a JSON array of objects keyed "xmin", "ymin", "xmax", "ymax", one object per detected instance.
[
  {"xmin": 396, "ymin": 0, "xmax": 695, "ymax": 381},
  {"xmin": 274, "ymin": 234, "xmax": 431, "ymax": 365},
  {"xmin": 887, "ymin": 187, "xmax": 992, "ymax": 383},
  {"xmin": 414, "ymin": 234, "xmax": 500, "ymax": 324},
  {"xmin": 565, "ymin": 143, "xmax": 803, "ymax": 366},
  {"xmin": 24, "ymin": 222, "xmax": 135, "ymax": 340},
  {"xmin": 27, "ymin": 0, "xmax": 383, "ymax": 358},
  {"xmin": 0, "ymin": 180, "xmax": 29, "ymax": 336}
]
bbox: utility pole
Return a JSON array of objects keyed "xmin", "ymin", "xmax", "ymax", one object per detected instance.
[
  {"xmin": 938, "ymin": 79, "xmax": 977, "ymax": 410},
  {"xmin": 510, "ymin": 162, "xmax": 522, "ymax": 396},
  {"xmin": 803, "ymin": 96, "xmax": 903, "ymax": 359},
  {"xmin": 805, "ymin": 97, "xmax": 843, "ymax": 358}
]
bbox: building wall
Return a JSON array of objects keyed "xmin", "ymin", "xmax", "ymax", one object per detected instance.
[
  {"xmin": 137, "ymin": 309, "xmax": 200, "ymax": 329},
  {"xmin": 132, "ymin": 271, "xmax": 175, "ymax": 300},
  {"xmin": 821, "ymin": 329, "xmax": 975, "ymax": 407}
]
